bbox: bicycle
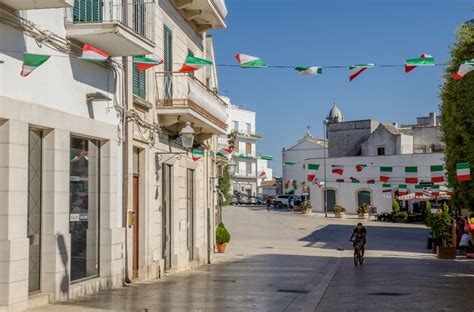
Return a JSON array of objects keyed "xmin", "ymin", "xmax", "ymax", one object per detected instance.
[{"xmin": 350, "ymin": 239, "xmax": 364, "ymax": 266}]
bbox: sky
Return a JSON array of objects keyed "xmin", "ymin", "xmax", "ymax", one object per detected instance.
[{"xmin": 210, "ymin": 0, "xmax": 473, "ymax": 176}]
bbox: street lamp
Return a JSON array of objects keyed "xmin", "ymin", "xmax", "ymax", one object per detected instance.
[
  {"xmin": 227, "ymin": 158, "xmax": 237, "ymax": 176},
  {"xmin": 179, "ymin": 122, "xmax": 195, "ymax": 149}
]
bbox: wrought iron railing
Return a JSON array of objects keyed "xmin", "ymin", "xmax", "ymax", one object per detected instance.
[{"xmin": 67, "ymin": 0, "xmax": 155, "ymax": 42}]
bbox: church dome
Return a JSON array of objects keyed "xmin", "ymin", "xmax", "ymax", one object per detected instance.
[{"xmin": 327, "ymin": 103, "xmax": 344, "ymax": 123}]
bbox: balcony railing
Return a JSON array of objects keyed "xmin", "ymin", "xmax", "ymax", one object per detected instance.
[
  {"xmin": 66, "ymin": 0, "xmax": 155, "ymax": 42},
  {"xmin": 155, "ymin": 73, "xmax": 228, "ymax": 130},
  {"xmin": 235, "ymin": 171, "xmax": 257, "ymax": 178},
  {"xmin": 231, "ymin": 129, "xmax": 262, "ymax": 140}
]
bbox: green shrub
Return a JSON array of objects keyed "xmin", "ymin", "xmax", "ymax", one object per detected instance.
[
  {"xmin": 425, "ymin": 203, "xmax": 433, "ymax": 227},
  {"xmin": 392, "ymin": 200, "xmax": 400, "ymax": 215},
  {"xmin": 442, "ymin": 202, "xmax": 450, "ymax": 214},
  {"xmin": 216, "ymin": 222, "xmax": 231, "ymax": 245},
  {"xmin": 396, "ymin": 211, "xmax": 408, "ymax": 219},
  {"xmin": 430, "ymin": 209, "xmax": 452, "ymax": 246},
  {"xmin": 333, "ymin": 205, "xmax": 347, "ymax": 214},
  {"xmin": 358, "ymin": 203, "xmax": 369, "ymax": 214}
]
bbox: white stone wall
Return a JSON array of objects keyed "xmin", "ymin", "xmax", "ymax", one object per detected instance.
[{"xmin": 307, "ymin": 153, "xmax": 445, "ymax": 214}]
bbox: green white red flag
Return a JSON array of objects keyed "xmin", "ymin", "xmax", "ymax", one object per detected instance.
[
  {"xmin": 456, "ymin": 162, "xmax": 471, "ymax": 182},
  {"xmin": 447, "ymin": 185, "xmax": 454, "ymax": 196},
  {"xmin": 260, "ymin": 155, "xmax": 273, "ymax": 161},
  {"xmin": 235, "ymin": 53, "xmax": 267, "ymax": 68},
  {"xmin": 430, "ymin": 165, "xmax": 445, "ymax": 183},
  {"xmin": 350, "ymin": 177, "xmax": 360, "ymax": 183},
  {"xmin": 307, "ymin": 164, "xmax": 320, "ymax": 170},
  {"xmin": 405, "ymin": 166, "xmax": 418, "ymax": 184},
  {"xmin": 307, "ymin": 174, "xmax": 316, "ymax": 182},
  {"xmin": 356, "ymin": 164, "xmax": 367, "ymax": 172},
  {"xmin": 367, "ymin": 179, "xmax": 375, "ymax": 184},
  {"xmin": 284, "ymin": 161, "xmax": 296, "ymax": 166},
  {"xmin": 21, "ymin": 53, "xmax": 50, "ymax": 77},
  {"xmin": 380, "ymin": 166, "xmax": 392, "ymax": 182},
  {"xmin": 133, "ymin": 56, "xmax": 163, "ymax": 71},
  {"xmin": 404, "ymin": 54, "xmax": 435, "ymax": 73},
  {"xmin": 332, "ymin": 165, "xmax": 344, "ymax": 175},
  {"xmin": 452, "ymin": 60, "xmax": 474, "ymax": 80},
  {"xmin": 415, "ymin": 185, "xmax": 423, "ymax": 197},
  {"xmin": 259, "ymin": 171, "xmax": 267, "ymax": 179},
  {"xmin": 398, "ymin": 184, "xmax": 408, "ymax": 196},
  {"xmin": 192, "ymin": 150, "xmax": 204, "ymax": 162},
  {"xmin": 349, "ymin": 64, "xmax": 375, "ymax": 81},
  {"xmin": 179, "ymin": 55, "xmax": 212, "ymax": 72},
  {"xmin": 217, "ymin": 148, "xmax": 233, "ymax": 158},
  {"xmin": 382, "ymin": 184, "xmax": 391, "ymax": 193},
  {"xmin": 431, "ymin": 185, "xmax": 440, "ymax": 197},
  {"xmin": 81, "ymin": 45, "xmax": 109, "ymax": 61},
  {"xmin": 295, "ymin": 66, "xmax": 322, "ymax": 75}
]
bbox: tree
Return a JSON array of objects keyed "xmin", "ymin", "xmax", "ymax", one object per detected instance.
[
  {"xmin": 218, "ymin": 165, "xmax": 231, "ymax": 206},
  {"xmin": 440, "ymin": 19, "xmax": 474, "ymax": 211}
]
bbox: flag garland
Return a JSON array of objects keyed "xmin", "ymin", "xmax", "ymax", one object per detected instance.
[
  {"xmin": 192, "ymin": 150, "xmax": 204, "ymax": 162},
  {"xmin": 350, "ymin": 177, "xmax": 360, "ymax": 183},
  {"xmin": 355, "ymin": 164, "xmax": 367, "ymax": 172},
  {"xmin": 456, "ymin": 162, "xmax": 471, "ymax": 182},
  {"xmin": 405, "ymin": 166, "xmax": 418, "ymax": 184},
  {"xmin": 284, "ymin": 161, "xmax": 296, "ymax": 166},
  {"xmin": 307, "ymin": 164, "xmax": 320, "ymax": 170},
  {"xmin": 404, "ymin": 54, "xmax": 435, "ymax": 73},
  {"xmin": 217, "ymin": 148, "xmax": 233, "ymax": 158},
  {"xmin": 380, "ymin": 166, "xmax": 392, "ymax": 182},
  {"xmin": 260, "ymin": 155, "xmax": 273, "ymax": 160},
  {"xmin": 382, "ymin": 184, "xmax": 392, "ymax": 193},
  {"xmin": 430, "ymin": 165, "xmax": 445, "ymax": 183},
  {"xmin": 332, "ymin": 165, "xmax": 344, "ymax": 175},
  {"xmin": 133, "ymin": 56, "xmax": 163, "ymax": 71},
  {"xmin": 431, "ymin": 185, "xmax": 440, "ymax": 196},
  {"xmin": 179, "ymin": 55, "xmax": 212, "ymax": 72},
  {"xmin": 295, "ymin": 66, "xmax": 322, "ymax": 75},
  {"xmin": 307, "ymin": 174, "xmax": 316, "ymax": 182},
  {"xmin": 452, "ymin": 60, "xmax": 474, "ymax": 80},
  {"xmin": 349, "ymin": 64, "xmax": 375, "ymax": 81},
  {"xmin": 398, "ymin": 184, "xmax": 408, "ymax": 195},
  {"xmin": 235, "ymin": 53, "xmax": 267, "ymax": 68},
  {"xmin": 415, "ymin": 185, "xmax": 423, "ymax": 197},
  {"xmin": 81, "ymin": 45, "xmax": 109, "ymax": 62},
  {"xmin": 258, "ymin": 171, "xmax": 267, "ymax": 179},
  {"xmin": 21, "ymin": 53, "xmax": 50, "ymax": 77},
  {"xmin": 447, "ymin": 185, "xmax": 454, "ymax": 196}
]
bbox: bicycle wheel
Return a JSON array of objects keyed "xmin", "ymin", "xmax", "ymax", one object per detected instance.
[
  {"xmin": 353, "ymin": 248, "xmax": 358, "ymax": 266},
  {"xmin": 358, "ymin": 253, "xmax": 364, "ymax": 265}
]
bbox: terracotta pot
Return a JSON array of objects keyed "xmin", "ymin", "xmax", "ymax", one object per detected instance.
[
  {"xmin": 216, "ymin": 243, "xmax": 227, "ymax": 253},
  {"xmin": 335, "ymin": 212, "xmax": 346, "ymax": 218},
  {"xmin": 437, "ymin": 246, "xmax": 456, "ymax": 259}
]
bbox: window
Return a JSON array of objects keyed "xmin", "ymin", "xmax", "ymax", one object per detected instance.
[
  {"xmin": 246, "ymin": 123, "xmax": 251, "ymax": 135},
  {"xmin": 246, "ymin": 163, "xmax": 252, "ymax": 176},
  {"xmin": 133, "ymin": 61, "xmax": 146, "ymax": 99},
  {"xmin": 357, "ymin": 190, "xmax": 371, "ymax": 208},
  {"xmin": 232, "ymin": 121, "xmax": 239, "ymax": 131},
  {"xmin": 73, "ymin": 0, "xmax": 103, "ymax": 23},
  {"xmin": 132, "ymin": 0, "xmax": 146, "ymax": 37},
  {"xmin": 246, "ymin": 143, "xmax": 252, "ymax": 155},
  {"xmin": 70, "ymin": 137, "xmax": 100, "ymax": 282},
  {"xmin": 164, "ymin": 25, "xmax": 173, "ymax": 100},
  {"xmin": 377, "ymin": 147, "xmax": 385, "ymax": 155}
]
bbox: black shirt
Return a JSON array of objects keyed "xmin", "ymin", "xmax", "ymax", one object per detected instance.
[{"xmin": 353, "ymin": 227, "xmax": 367, "ymax": 239}]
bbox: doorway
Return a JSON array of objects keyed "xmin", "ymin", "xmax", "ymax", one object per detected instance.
[
  {"xmin": 28, "ymin": 128, "xmax": 42, "ymax": 293},
  {"xmin": 162, "ymin": 164, "xmax": 172, "ymax": 269},
  {"xmin": 324, "ymin": 189, "xmax": 336, "ymax": 212},
  {"xmin": 186, "ymin": 169, "xmax": 195, "ymax": 261},
  {"xmin": 132, "ymin": 148, "xmax": 140, "ymax": 278}
]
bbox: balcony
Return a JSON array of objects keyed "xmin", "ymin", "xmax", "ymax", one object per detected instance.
[
  {"xmin": 65, "ymin": 1, "xmax": 155, "ymax": 56},
  {"xmin": 155, "ymin": 73, "xmax": 228, "ymax": 138},
  {"xmin": 234, "ymin": 170, "xmax": 257, "ymax": 179},
  {"xmin": 231, "ymin": 129, "xmax": 262, "ymax": 141},
  {"xmin": 0, "ymin": 0, "xmax": 73, "ymax": 10},
  {"xmin": 171, "ymin": 0, "xmax": 227, "ymax": 32}
]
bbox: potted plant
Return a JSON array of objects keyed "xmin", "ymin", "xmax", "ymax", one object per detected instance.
[
  {"xmin": 300, "ymin": 201, "xmax": 312, "ymax": 214},
  {"xmin": 430, "ymin": 204, "xmax": 456, "ymax": 259},
  {"xmin": 333, "ymin": 205, "xmax": 347, "ymax": 218},
  {"xmin": 357, "ymin": 203, "xmax": 369, "ymax": 219},
  {"xmin": 216, "ymin": 222, "xmax": 231, "ymax": 253},
  {"xmin": 394, "ymin": 211, "xmax": 408, "ymax": 223}
]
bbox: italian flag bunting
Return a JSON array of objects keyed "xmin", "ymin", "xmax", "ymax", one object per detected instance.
[
  {"xmin": 452, "ymin": 60, "xmax": 474, "ymax": 80},
  {"xmin": 447, "ymin": 185, "xmax": 454, "ymax": 196},
  {"xmin": 284, "ymin": 161, "xmax": 296, "ymax": 166},
  {"xmin": 456, "ymin": 162, "xmax": 471, "ymax": 182},
  {"xmin": 431, "ymin": 185, "xmax": 440, "ymax": 197},
  {"xmin": 239, "ymin": 154, "xmax": 252, "ymax": 159},
  {"xmin": 367, "ymin": 179, "xmax": 375, "ymax": 184},
  {"xmin": 235, "ymin": 53, "xmax": 267, "ymax": 68},
  {"xmin": 355, "ymin": 164, "xmax": 367, "ymax": 172},
  {"xmin": 295, "ymin": 66, "xmax": 322, "ymax": 75},
  {"xmin": 192, "ymin": 150, "xmax": 204, "ymax": 162},
  {"xmin": 382, "ymin": 184, "xmax": 392, "ymax": 193},
  {"xmin": 405, "ymin": 166, "xmax": 418, "ymax": 184},
  {"xmin": 430, "ymin": 165, "xmax": 445, "ymax": 183},
  {"xmin": 415, "ymin": 185, "xmax": 423, "ymax": 197},
  {"xmin": 307, "ymin": 174, "xmax": 316, "ymax": 182},
  {"xmin": 258, "ymin": 171, "xmax": 267, "ymax": 179},
  {"xmin": 332, "ymin": 165, "xmax": 344, "ymax": 175},
  {"xmin": 217, "ymin": 148, "xmax": 233, "ymax": 158},
  {"xmin": 350, "ymin": 177, "xmax": 360, "ymax": 183},
  {"xmin": 307, "ymin": 164, "xmax": 320, "ymax": 170},
  {"xmin": 336, "ymin": 179, "xmax": 344, "ymax": 183},
  {"xmin": 349, "ymin": 64, "xmax": 375, "ymax": 81},
  {"xmin": 133, "ymin": 56, "xmax": 163, "ymax": 71},
  {"xmin": 380, "ymin": 166, "xmax": 392, "ymax": 182},
  {"xmin": 260, "ymin": 155, "xmax": 273, "ymax": 161},
  {"xmin": 21, "ymin": 53, "xmax": 50, "ymax": 77},
  {"xmin": 81, "ymin": 45, "xmax": 109, "ymax": 62},
  {"xmin": 398, "ymin": 184, "xmax": 408, "ymax": 196},
  {"xmin": 179, "ymin": 55, "xmax": 212, "ymax": 72},
  {"xmin": 404, "ymin": 54, "xmax": 435, "ymax": 73}
]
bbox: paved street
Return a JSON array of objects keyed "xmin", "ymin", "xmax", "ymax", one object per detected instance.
[{"xmin": 32, "ymin": 206, "xmax": 474, "ymax": 311}]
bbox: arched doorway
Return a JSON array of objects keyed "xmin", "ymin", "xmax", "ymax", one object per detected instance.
[
  {"xmin": 323, "ymin": 189, "xmax": 337, "ymax": 212},
  {"xmin": 357, "ymin": 190, "xmax": 371, "ymax": 208}
]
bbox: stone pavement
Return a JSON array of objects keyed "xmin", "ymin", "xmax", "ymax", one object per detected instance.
[{"xmin": 29, "ymin": 206, "xmax": 474, "ymax": 311}]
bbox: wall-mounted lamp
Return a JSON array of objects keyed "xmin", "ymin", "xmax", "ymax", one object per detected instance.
[
  {"xmin": 86, "ymin": 92, "xmax": 111, "ymax": 102},
  {"xmin": 227, "ymin": 158, "xmax": 237, "ymax": 176},
  {"xmin": 179, "ymin": 122, "xmax": 195, "ymax": 149}
]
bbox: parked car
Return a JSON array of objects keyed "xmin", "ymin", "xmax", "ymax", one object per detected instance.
[
  {"xmin": 256, "ymin": 196, "xmax": 265, "ymax": 205},
  {"xmin": 273, "ymin": 195, "xmax": 292, "ymax": 208},
  {"xmin": 248, "ymin": 196, "xmax": 258, "ymax": 205},
  {"xmin": 238, "ymin": 195, "xmax": 250, "ymax": 205}
]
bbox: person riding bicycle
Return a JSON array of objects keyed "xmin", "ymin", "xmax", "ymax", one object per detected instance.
[{"xmin": 349, "ymin": 223, "xmax": 367, "ymax": 256}]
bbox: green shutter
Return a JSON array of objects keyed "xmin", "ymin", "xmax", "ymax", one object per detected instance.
[
  {"xmin": 133, "ymin": 62, "xmax": 146, "ymax": 99},
  {"xmin": 164, "ymin": 25, "xmax": 173, "ymax": 100},
  {"xmin": 73, "ymin": 0, "xmax": 103, "ymax": 22},
  {"xmin": 133, "ymin": 0, "xmax": 146, "ymax": 36}
]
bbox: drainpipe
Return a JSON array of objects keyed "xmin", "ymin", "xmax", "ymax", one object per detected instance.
[
  {"xmin": 122, "ymin": 55, "xmax": 131, "ymax": 285},
  {"xmin": 207, "ymin": 149, "xmax": 212, "ymax": 264}
]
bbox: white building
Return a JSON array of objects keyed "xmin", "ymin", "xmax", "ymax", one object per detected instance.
[
  {"xmin": 257, "ymin": 158, "xmax": 273, "ymax": 194},
  {"xmin": 0, "ymin": 0, "xmax": 228, "ymax": 310},
  {"xmin": 282, "ymin": 128, "xmax": 327, "ymax": 195}
]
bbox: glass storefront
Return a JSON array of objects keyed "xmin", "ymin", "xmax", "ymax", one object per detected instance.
[{"xmin": 69, "ymin": 137, "xmax": 100, "ymax": 282}]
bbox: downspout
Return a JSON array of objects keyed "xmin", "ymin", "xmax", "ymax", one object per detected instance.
[{"xmin": 207, "ymin": 149, "xmax": 212, "ymax": 264}]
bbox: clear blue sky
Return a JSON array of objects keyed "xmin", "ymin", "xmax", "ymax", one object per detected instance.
[{"xmin": 211, "ymin": 0, "xmax": 473, "ymax": 176}]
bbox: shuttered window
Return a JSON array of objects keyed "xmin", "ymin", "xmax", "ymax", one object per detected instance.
[
  {"xmin": 133, "ymin": 60, "xmax": 146, "ymax": 99},
  {"xmin": 164, "ymin": 25, "xmax": 173, "ymax": 100},
  {"xmin": 133, "ymin": 0, "xmax": 146, "ymax": 36},
  {"xmin": 73, "ymin": 0, "xmax": 103, "ymax": 23}
]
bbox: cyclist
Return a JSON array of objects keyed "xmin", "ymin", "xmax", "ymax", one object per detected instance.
[{"xmin": 349, "ymin": 223, "xmax": 367, "ymax": 256}]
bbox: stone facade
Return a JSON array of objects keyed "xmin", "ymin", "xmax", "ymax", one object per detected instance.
[{"xmin": 327, "ymin": 120, "xmax": 379, "ymax": 157}]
